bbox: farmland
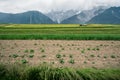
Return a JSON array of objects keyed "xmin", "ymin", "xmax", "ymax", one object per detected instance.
[
  {"xmin": 0, "ymin": 24, "xmax": 120, "ymax": 80},
  {"xmin": 0, "ymin": 24, "xmax": 120, "ymax": 40},
  {"xmin": 0, "ymin": 40, "xmax": 120, "ymax": 68}
]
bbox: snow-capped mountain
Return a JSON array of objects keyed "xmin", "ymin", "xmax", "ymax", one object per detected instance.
[
  {"xmin": 61, "ymin": 7, "xmax": 106, "ymax": 24},
  {"xmin": 45, "ymin": 10, "xmax": 80, "ymax": 23}
]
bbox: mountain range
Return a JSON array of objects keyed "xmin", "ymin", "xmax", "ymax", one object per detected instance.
[{"xmin": 0, "ymin": 7, "xmax": 120, "ymax": 24}]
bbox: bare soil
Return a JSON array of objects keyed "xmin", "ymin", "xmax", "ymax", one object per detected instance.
[{"xmin": 0, "ymin": 40, "xmax": 120, "ymax": 68}]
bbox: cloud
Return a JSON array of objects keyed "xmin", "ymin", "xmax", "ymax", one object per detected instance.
[{"xmin": 0, "ymin": 0, "xmax": 120, "ymax": 13}]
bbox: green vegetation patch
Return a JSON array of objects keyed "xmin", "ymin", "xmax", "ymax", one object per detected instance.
[{"xmin": 0, "ymin": 63, "xmax": 120, "ymax": 80}]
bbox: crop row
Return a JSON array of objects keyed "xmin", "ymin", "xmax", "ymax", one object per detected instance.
[{"xmin": 0, "ymin": 34, "xmax": 120, "ymax": 40}]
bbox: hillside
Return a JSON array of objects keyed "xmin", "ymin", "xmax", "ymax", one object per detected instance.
[{"xmin": 0, "ymin": 11, "xmax": 54, "ymax": 24}]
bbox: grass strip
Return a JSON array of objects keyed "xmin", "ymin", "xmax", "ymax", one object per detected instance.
[{"xmin": 0, "ymin": 63, "xmax": 120, "ymax": 80}]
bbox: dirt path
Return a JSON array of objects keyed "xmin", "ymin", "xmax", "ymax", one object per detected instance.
[{"xmin": 0, "ymin": 40, "xmax": 120, "ymax": 68}]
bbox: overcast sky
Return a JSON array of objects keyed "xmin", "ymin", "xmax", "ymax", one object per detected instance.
[{"xmin": 0, "ymin": 0, "xmax": 120, "ymax": 13}]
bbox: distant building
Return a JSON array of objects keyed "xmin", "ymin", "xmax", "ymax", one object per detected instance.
[{"xmin": 79, "ymin": 24, "xmax": 87, "ymax": 26}]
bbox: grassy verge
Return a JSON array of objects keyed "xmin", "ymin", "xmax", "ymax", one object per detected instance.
[
  {"xmin": 0, "ymin": 34, "xmax": 120, "ymax": 40},
  {"xmin": 0, "ymin": 63, "xmax": 120, "ymax": 80}
]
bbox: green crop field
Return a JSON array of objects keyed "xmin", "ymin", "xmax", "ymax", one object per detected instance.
[{"xmin": 0, "ymin": 24, "xmax": 120, "ymax": 40}]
